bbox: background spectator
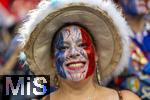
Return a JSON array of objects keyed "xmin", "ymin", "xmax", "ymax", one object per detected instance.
[{"xmin": 109, "ymin": 0, "xmax": 150, "ymax": 99}]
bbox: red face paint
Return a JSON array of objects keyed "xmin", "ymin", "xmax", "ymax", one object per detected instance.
[{"xmin": 80, "ymin": 27, "xmax": 96, "ymax": 78}]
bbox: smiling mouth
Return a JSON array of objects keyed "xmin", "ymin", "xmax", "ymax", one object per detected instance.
[{"xmin": 66, "ymin": 61, "xmax": 86, "ymax": 70}]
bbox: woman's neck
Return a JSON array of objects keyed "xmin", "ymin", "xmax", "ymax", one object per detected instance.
[
  {"xmin": 58, "ymin": 76, "xmax": 96, "ymax": 99},
  {"xmin": 126, "ymin": 15, "xmax": 145, "ymax": 33}
]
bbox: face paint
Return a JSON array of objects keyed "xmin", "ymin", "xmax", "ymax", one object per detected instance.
[
  {"xmin": 53, "ymin": 25, "xmax": 96, "ymax": 81},
  {"xmin": 120, "ymin": 0, "xmax": 148, "ymax": 16},
  {"xmin": 136, "ymin": 0, "xmax": 148, "ymax": 14}
]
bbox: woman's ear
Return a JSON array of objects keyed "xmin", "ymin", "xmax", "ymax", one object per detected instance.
[
  {"xmin": 50, "ymin": 57, "xmax": 55, "ymax": 68},
  {"xmin": 52, "ymin": 59, "xmax": 56, "ymax": 68},
  {"xmin": 52, "ymin": 62, "xmax": 55, "ymax": 68}
]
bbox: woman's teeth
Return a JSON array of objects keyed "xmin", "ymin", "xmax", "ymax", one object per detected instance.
[{"xmin": 68, "ymin": 63, "xmax": 84, "ymax": 67}]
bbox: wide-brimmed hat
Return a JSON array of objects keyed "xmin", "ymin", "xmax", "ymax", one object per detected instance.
[{"xmin": 17, "ymin": 0, "xmax": 131, "ymax": 84}]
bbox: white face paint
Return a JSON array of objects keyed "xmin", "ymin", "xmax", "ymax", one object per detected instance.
[{"xmin": 135, "ymin": 0, "xmax": 148, "ymax": 14}]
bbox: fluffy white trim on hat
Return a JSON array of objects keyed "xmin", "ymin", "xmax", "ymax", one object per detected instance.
[{"xmin": 17, "ymin": 0, "xmax": 132, "ymax": 83}]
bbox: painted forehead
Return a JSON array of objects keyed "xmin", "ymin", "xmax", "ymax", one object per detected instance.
[
  {"xmin": 57, "ymin": 25, "xmax": 93, "ymax": 43},
  {"xmin": 61, "ymin": 25, "xmax": 82, "ymax": 40}
]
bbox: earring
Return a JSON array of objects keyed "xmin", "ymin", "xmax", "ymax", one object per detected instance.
[
  {"xmin": 96, "ymin": 63, "xmax": 102, "ymax": 85},
  {"xmin": 54, "ymin": 73, "xmax": 60, "ymax": 88}
]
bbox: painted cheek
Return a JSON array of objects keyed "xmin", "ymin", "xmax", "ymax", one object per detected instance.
[
  {"xmin": 54, "ymin": 33, "xmax": 67, "ymax": 79},
  {"xmin": 80, "ymin": 28, "xmax": 96, "ymax": 78},
  {"xmin": 55, "ymin": 50, "xmax": 66, "ymax": 78},
  {"xmin": 85, "ymin": 45, "xmax": 96, "ymax": 78}
]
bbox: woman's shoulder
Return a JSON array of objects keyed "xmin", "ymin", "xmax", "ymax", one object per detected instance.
[
  {"xmin": 119, "ymin": 90, "xmax": 141, "ymax": 100},
  {"xmin": 96, "ymin": 86, "xmax": 140, "ymax": 100}
]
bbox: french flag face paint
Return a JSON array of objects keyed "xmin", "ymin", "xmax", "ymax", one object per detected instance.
[
  {"xmin": 120, "ymin": 0, "xmax": 148, "ymax": 16},
  {"xmin": 53, "ymin": 25, "xmax": 96, "ymax": 81}
]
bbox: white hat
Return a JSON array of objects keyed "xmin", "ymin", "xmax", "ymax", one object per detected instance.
[{"xmin": 17, "ymin": 0, "xmax": 131, "ymax": 84}]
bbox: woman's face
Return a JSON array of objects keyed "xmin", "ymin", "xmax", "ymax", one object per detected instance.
[
  {"xmin": 120, "ymin": 0, "xmax": 149, "ymax": 16},
  {"xmin": 53, "ymin": 25, "xmax": 96, "ymax": 81}
]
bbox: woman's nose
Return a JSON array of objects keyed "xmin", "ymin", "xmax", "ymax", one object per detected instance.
[{"xmin": 68, "ymin": 48, "xmax": 80, "ymax": 58}]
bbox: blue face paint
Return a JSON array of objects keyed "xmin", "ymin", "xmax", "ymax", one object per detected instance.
[
  {"xmin": 54, "ymin": 32, "xmax": 66, "ymax": 79},
  {"xmin": 120, "ymin": 0, "xmax": 138, "ymax": 16}
]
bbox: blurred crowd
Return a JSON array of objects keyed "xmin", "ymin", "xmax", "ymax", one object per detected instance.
[
  {"xmin": 0, "ymin": 0, "xmax": 150, "ymax": 100},
  {"xmin": 0, "ymin": 0, "xmax": 40, "ymax": 74},
  {"xmin": 109, "ymin": 0, "xmax": 150, "ymax": 100},
  {"xmin": 0, "ymin": 0, "xmax": 40, "ymax": 99}
]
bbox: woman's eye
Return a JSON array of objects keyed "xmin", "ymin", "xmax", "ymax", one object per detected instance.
[
  {"xmin": 58, "ymin": 46, "xmax": 69, "ymax": 51},
  {"xmin": 78, "ymin": 43, "xmax": 88, "ymax": 48}
]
